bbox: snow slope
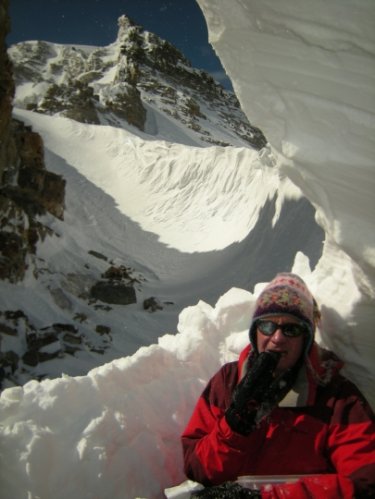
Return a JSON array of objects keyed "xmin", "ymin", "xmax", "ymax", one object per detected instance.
[
  {"xmin": 0, "ymin": 107, "xmax": 322, "ymax": 384},
  {"xmin": 1, "ymin": 0, "xmax": 374, "ymax": 498}
]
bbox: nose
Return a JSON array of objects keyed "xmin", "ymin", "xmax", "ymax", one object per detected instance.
[{"xmin": 270, "ymin": 327, "xmax": 286, "ymax": 344}]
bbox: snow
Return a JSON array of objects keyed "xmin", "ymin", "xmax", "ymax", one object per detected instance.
[
  {"xmin": 16, "ymin": 111, "xmax": 296, "ymax": 252},
  {"xmin": 1, "ymin": 1, "xmax": 374, "ymax": 498},
  {"xmin": 197, "ymin": 0, "xmax": 375, "ymax": 405}
]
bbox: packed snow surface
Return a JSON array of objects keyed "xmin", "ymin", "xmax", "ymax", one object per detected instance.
[{"xmin": 1, "ymin": 0, "xmax": 375, "ymax": 498}]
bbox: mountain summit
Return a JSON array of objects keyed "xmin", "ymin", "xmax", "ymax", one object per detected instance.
[{"xmin": 9, "ymin": 15, "xmax": 266, "ymax": 149}]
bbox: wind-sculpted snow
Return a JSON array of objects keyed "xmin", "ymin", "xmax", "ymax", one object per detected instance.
[{"xmin": 14, "ymin": 109, "xmax": 300, "ymax": 253}]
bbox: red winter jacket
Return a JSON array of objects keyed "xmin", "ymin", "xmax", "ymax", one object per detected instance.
[{"xmin": 181, "ymin": 343, "xmax": 375, "ymax": 498}]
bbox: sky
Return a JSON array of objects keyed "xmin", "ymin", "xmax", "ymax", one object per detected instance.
[
  {"xmin": 7, "ymin": 0, "xmax": 232, "ymax": 88},
  {"xmin": 1, "ymin": 0, "xmax": 374, "ymax": 497}
]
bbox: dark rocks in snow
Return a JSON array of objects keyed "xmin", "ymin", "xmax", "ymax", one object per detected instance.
[
  {"xmin": 102, "ymin": 265, "xmax": 134, "ymax": 281},
  {"xmin": 22, "ymin": 347, "xmax": 60, "ymax": 367},
  {"xmin": 23, "ymin": 323, "xmax": 80, "ymax": 365},
  {"xmin": 0, "ymin": 350, "xmax": 18, "ymax": 374},
  {"xmin": 105, "ymin": 84, "xmax": 147, "ymax": 131},
  {"xmin": 0, "ymin": 230, "xmax": 27, "ymax": 282},
  {"xmin": 40, "ymin": 81, "xmax": 100, "ymax": 125},
  {"xmin": 0, "ymin": 322, "xmax": 17, "ymax": 336},
  {"xmin": 0, "ymin": 131, "xmax": 65, "ymax": 280},
  {"xmin": 90, "ymin": 280, "xmax": 137, "ymax": 305},
  {"xmin": 143, "ymin": 297, "xmax": 175, "ymax": 312},
  {"xmin": 95, "ymin": 324, "xmax": 111, "ymax": 335},
  {"xmin": 143, "ymin": 296, "xmax": 163, "ymax": 312},
  {"xmin": 17, "ymin": 162, "xmax": 66, "ymax": 219},
  {"xmin": 88, "ymin": 250, "xmax": 108, "ymax": 262},
  {"xmin": 89, "ymin": 264, "xmax": 142, "ymax": 305},
  {"xmin": 0, "ymin": 310, "xmax": 114, "ymax": 389}
]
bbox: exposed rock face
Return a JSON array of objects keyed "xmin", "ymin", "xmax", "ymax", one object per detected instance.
[
  {"xmin": 0, "ymin": 1, "xmax": 66, "ymax": 282},
  {"xmin": 90, "ymin": 281, "xmax": 137, "ymax": 306},
  {"xmin": 0, "ymin": 0, "xmax": 14, "ymax": 182},
  {"xmin": 0, "ymin": 310, "xmax": 112, "ymax": 388},
  {"xmin": 90, "ymin": 264, "xmax": 139, "ymax": 305},
  {"xmin": 0, "ymin": 260, "xmax": 145, "ymax": 388},
  {"xmin": 8, "ymin": 14, "xmax": 266, "ymax": 149},
  {"xmin": 143, "ymin": 296, "xmax": 163, "ymax": 312}
]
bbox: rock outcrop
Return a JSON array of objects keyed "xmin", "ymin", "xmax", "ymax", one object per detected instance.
[
  {"xmin": 8, "ymin": 14, "xmax": 267, "ymax": 149},
  {"xmin": 0, "ymin": 0, "xmax": 66, "ymax": 282}
]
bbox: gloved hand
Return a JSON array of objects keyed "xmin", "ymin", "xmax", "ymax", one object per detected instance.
[
  {"xmin": 191, "ymin": 481, "xmax": 261, "ymax": 498},
  {"xmin": 225, "ymin": 351, "xmax": 281, "ymax": 435}
]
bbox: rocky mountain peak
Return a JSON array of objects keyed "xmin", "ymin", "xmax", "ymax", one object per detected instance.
[
  {"xmin": 116, "ymin": 14, "xmax": 190, "ymax": 68},
  {"xmin": 117, "ymin": 13, "xmax": 138, "ymax": 33},
  {"xmin": 8, "ymin": 15, "xmax": 266, "ymax": 149}
]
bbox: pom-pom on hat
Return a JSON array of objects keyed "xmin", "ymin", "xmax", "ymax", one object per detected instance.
[{"xmin": 249, "ymin": 273, "xmax": 318, "ymax": 354}]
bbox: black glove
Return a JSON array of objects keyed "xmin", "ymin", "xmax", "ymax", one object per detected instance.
[
  {"xmin": 191, "ymin": 481, "xmax": 261, "ymax": 498},
  {"xmin": 225, "ymin": 351, "xmax": 281, "ymax": 435}
]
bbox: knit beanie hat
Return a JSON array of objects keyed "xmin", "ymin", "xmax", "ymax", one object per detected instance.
[{"xmin": 249, "ymin": 273, "xmax": 318, "ymax": 354}]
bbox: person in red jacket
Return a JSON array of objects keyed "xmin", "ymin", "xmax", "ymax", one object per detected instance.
[{"xmin": 181, "ymin": 273, "xmax": 375, "ymax": 498}]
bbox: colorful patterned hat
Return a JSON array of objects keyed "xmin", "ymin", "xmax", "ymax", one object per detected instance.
[{"xmin": 249, "ymin": 273, "xmax": 317, "ymax": 353}]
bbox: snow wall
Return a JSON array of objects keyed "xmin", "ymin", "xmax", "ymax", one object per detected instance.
[{"xmin": 197, "ymin": 0, "xmax": 375, "ymax": 403}]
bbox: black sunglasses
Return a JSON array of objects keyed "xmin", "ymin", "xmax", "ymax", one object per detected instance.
[{"xmin": 256, "ymin": 319, "xmax": 307, "ymax": 338}]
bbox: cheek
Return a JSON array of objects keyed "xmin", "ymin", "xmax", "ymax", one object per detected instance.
[{"xmin": 257, "ymin": 335, "xmax": 267, "ymax": 352}]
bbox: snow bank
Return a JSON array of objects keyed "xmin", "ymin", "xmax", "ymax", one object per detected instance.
[{"xmin": 0, "ymin": 287, "xmax": 253, "ymax": 499}]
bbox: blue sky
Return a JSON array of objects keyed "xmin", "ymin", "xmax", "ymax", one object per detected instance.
[{"xmin": 7, "ymin": 0, "xmax": 232, "ymax": 89}]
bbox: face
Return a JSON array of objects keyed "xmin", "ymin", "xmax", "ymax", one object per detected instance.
[{"xmin": 256, "ymin": 314, "xmax": 305, "ymax": 375}]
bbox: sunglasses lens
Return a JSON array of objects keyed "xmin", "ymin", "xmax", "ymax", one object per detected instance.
[
  {"xmin": 283, "ymin": 324, "xmax": 305, "ymax": 337},
  {"xmin": 257, "ymin": 320, "xmax": 306, "ymax": 337},
  {"xmin": 256, "ymin": 320, "xmax": 277, "ymax": 336}
]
